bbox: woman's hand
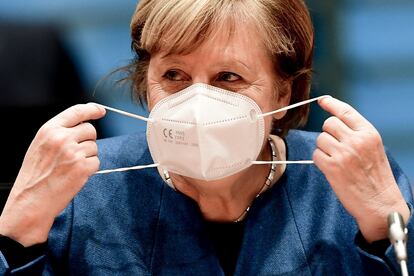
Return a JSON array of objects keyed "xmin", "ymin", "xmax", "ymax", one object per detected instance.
[
  {"xmin": 313, "ymin": 97, "xmax": 409, "ymax": 243},
  {"xmin": 0, "ymin": 103, "xmax": 106, "ymax": 246}
]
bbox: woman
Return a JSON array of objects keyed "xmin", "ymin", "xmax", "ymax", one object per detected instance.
[{"xmin": 0, "ymin": 0, "xmax": 412, "ymax": 275}]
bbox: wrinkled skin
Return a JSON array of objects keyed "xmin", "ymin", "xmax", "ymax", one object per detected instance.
[
  {"xmin": 0, "ymin": 104, "xmax": 105, "ymax": 246},
  {"xmin": 314, "ymin": 97, "xmax": 409, "ymax": 243}
]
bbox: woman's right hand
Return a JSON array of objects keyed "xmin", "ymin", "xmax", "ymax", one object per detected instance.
[{"xmin": 0, "ymin": 103, "xmax": 106, "ymax": 247}]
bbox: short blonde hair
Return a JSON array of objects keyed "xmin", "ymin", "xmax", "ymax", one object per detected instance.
[{"xmin": 129, "ymin": 0, "xmax": 314, "ymax": 136}]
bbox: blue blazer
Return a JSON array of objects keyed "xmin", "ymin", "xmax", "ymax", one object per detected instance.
[{"xmin": 1, "ymin": 130, "xmax": 413, "ymax": 275}]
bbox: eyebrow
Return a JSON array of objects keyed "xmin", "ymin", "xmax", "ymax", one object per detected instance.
[
  {"xmin": 212, "ymin": 58, "xmax": 251, "ymax": 72},
  {"xmin": 159, "ymin": 54, "xmax": 251, "ymax": 71},
  {"xmin": 233, "ymin": 59, "xmax": 250, "ymax": 71},
  {"xmin": 159, "ymin": 55, "xmax": 187, "ymax": 66}
]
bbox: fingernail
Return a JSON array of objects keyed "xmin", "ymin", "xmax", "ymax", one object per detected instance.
[
  {"xmin": 88, "ymin": 102, "xmax": 106, "ymax": 114},
  {"xmin": 319, "ymin": 95, "xmax": 332, "ymax": 103}
]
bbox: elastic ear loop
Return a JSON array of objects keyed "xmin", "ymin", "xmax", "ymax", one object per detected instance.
[
  {"xmin": 94, "ymin": 104, "xmax": 160, "ymax": 174},
  {"xmin": 94, "ymin": 96, "xmax": 330, "ymax": 173},
  {"xmin": 251, "ymin": 95, "xmax": 331, "ymax": 166},
  {"xmin": 96, "ymin": 104, "xmax": 154, "ymax": 123}
]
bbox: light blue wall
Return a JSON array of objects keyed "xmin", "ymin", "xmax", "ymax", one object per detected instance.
[
  {"xmin": 0, "ymin": 0, "xmax": 147, "ymax": 137},
  {"xmin": 339, "ymin": 1, "xmax": 414, "ymax": 182}
]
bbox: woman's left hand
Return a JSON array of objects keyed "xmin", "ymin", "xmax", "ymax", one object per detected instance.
[{"xmin": 313, "ymin": 96, "xmax": 410, "ymax": 243}]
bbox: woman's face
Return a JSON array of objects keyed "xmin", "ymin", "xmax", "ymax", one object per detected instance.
[{"xmin": 146, "ymin": 21, "xmax": 291, "ymax": 137}]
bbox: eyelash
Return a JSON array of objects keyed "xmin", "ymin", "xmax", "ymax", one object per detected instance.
[
  {"xmin": 162, "ymin": 70, "xmax": 242, "ymax": 83},
  {"xmin": 217, "ymin": 72, "xmax": 242, "ymax": 82},
  {"xmin": 162, "ymin": 70, "xmax": 186, "ymax": 81}
]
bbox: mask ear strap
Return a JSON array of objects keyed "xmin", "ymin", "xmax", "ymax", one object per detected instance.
[
  {"xmin": 257, "ymin": 95, "xmax": 331, "ymax": 119},
  {"xmin": 252, "ymin": 160, "xmax": 314, "ymax": 165},
  {"xmin": 91, "ymin": 103, "xmax": 157, "ymax": 174},
  {"xmin": 253, "ymin": 95, "xmax": 330, "ymax": 165},
  {"xmin": 96, "ymin": 103, "xmax": 154, "ymax": 122},
  {"xmin": 96, "ymin": 163, "xmax": 160, "ymax": 174}
]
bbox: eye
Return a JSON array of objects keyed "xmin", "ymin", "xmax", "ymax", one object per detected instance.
[
  {"xmin": 162, "ymin": 69, "xmax": 188, "ymax": 81},
  {"xmin": 217, "ymin": 72, "xmax": 242, "ymax": 82}
]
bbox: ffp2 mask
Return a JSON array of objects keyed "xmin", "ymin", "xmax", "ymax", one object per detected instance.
[{"xmin": 96, "ymin": 83, "xmax": 328, "ymax": 183}]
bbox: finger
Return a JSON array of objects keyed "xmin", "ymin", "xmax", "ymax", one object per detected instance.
[
  {"xmin": 71, "ymin": 156, "xmax": 101, "ymax": 186},
  {"xmin": 78, "ymin": 140, "xmax": 98, "ymax": 158},
  {"xmin": 84, "ymin": 156, "xmax": 101, "ymax": 176},
  {"xmin": 316, "ymin": 132, "xmax": 341, "ymax": 157},
  {"xmin": 318, "ymin": 97, "xmax": 369, "ymax": 131},
  {"xmin": 52, "ymin": 103, "xmax": 106, "ymax": 128},
  {"xmin": 312, "ymin": 148, "xmax": 332, "ymax": 172},
  {"xmin": 72, "ymin": 123, "xmax": 97, "ymax": 142},
  {"xmin": 322, "ymin": 116, "xmax": 353, "ymax": 142}
]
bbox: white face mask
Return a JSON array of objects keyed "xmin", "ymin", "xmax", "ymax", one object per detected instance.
[
  {"xmin": 96, "ymin": 83, "xmax": 329, "ymax": 182},
  {"xmin": 147, "ymin": 83, "xmax": 265, "ymax": 181}
]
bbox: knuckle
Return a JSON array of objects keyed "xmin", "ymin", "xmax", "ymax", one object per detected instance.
[
  {"xmin": 85, "ymin": 122, "xmax": 94, "ymax": 129},
  {"xmin": 92, "ymin": 158, "xmax": 101, "ymax": 172},
  {"xmin": 70, "ymin": 104, "xmax": 85, "ymax": 121},
  {"xmin": 340, "ymin": 105, "xmax": 353, "ymax": 119},
  {"xmin": 74, "ymin": 160, "xmax": 89, "ymax": 175},
  {"xmin": 87, "ymin": 102, "xmax": 103, "ymax": 114},
  {"xmin": 62, "ymin": 147, "xmax": 77, "ymax": 160},
  {"xmin": 37, "ymin": 124, "xmax": 54, "ymax": 138},
  {"xmin": 337, "ymin": 150, "xmax": 353, "ymax": 164},
  {"xmin": 75, "ymin": 157, "xmax": 100, "ymax": 176},
  {"xmin": 72, "ymin": 104, "xmax": 85, "ymax": 112},
  {"xmin": 86, "ymin": 140, "xmax": 98, "ymax": 151},
  {"xmin": 328, "ymin": 162, "xmax": 341, "ymax": 175},
  {"xmin": 352, "ymin": 132, "xmax": 380, "ymax": 152},
  {"xmin": 352, "ymin": 138, "xmax": 365, "ymax": 151},
  {"xmin": 312, "ymin": 149, "xmax": 332, "ymax": 173},
  {"xmin": 312, "ymin": 150, "xmax": 320, "ymax": 163},
  {"xmin": 365, "ymin": 130, "xmax": 382, "ymax": 147},
  {"xmin": 85, "ymin": 158, "xmax": 100, "ymax": 176},
  {"xmin": 92, "ymin": 143, "xmax": 99, "ymax": 154},
  {"xmin": 78, "ymin": 122, "xmax": 97, "ymax": 141},
  {"xmin": 49, "ymin": 132, "xmax": 69, "ymax": 146},
  {"xmin": 316, "ymin": 132, "xmax": 328, "ymax": 147},
  {"xmin": 316, "ymin": 134, "xmax": 323, "ymax": 147},
  {"xmin": 85, "ymin": 123, "xmax": 97, "ymax": 139},
  {"xmin": 322, "ymin": 116, "xmax": 335, "ymax": 131}
]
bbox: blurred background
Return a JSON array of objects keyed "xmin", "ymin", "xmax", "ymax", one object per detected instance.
[{"xmin": 0, "ymin": 0, "xmax": 413, "ymax": 208}]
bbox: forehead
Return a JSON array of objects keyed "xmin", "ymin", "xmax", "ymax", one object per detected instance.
[{"xmin": 158, "ymin": 20, "xmax": 268, "ymax": 62}]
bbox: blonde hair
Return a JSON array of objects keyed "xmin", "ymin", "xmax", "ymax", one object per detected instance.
[{"xmin": 128, "ymin": 0, "xmax": 314, "ymax": 136}]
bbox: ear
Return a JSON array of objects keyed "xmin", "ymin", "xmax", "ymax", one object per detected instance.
[
  {"xmin": 273, "ymin": 80, "xmax": 292, "ymax": 120},
  {"xmin": 146, "ymin": 89, "xmax": 152, "ymax": 111}
]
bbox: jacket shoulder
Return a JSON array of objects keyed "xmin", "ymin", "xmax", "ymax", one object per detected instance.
[
  {"xmin": 75, "ymin": 131, "xmax": 164, "ymax": 220},
  {"xmin": 97, "ymin": 131, "xmax": 152, "ymax": 170},
  {"xmin": 285, "ymin": 130, "xmax": 319, "ymax": 160}
]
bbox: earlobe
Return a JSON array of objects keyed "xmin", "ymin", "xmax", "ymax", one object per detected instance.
[
  {"xmin": 146, "ymin": 90, "xmax": 152, "ymax": 111},
  {"xmin": 273, "ymin": 112, "xmax": 286, "ymax": 120}
]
